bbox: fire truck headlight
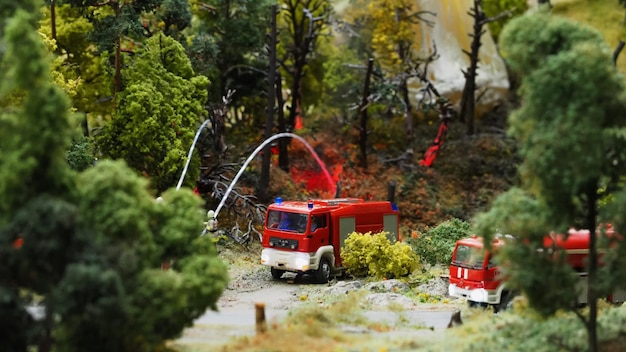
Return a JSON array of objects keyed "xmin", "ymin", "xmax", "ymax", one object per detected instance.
[
  {"xmin": 294, "ymin": 254, "xmax": 310, "ymax": 271},
  {"xmin": 469, "ymin": 289, "xmax": 487, "ymax": 303},
  {"xmin": 261, "ymin": 251, "xmax": 270, "ymax": 264},
  {"xmin": 448, "ymin": 284, "xmax": 457, "ymax": 297}
]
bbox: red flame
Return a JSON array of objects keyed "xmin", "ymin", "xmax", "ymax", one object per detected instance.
[
  {"xmin": 12, "ymin": 238, "xmax": 24, "ymax": 249},
  {"xmin": 290, "ymin": 163, "xmax": 342, "ymax": 195}
]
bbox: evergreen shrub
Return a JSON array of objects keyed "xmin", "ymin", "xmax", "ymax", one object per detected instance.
[{"xmin": 409, "ymin": 218, "xmax": 472, "ymax": 266}]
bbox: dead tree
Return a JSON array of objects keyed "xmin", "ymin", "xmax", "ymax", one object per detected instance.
[
  {"xmin": 197, "ymin": 92, "xmax": 266, "ymax": 245},
  {"xmin": 459, "ymin": 0, "xmax": 513, "ymax": 135},
  {"xmin": 277, "ymin": 0, "xmax": 331, "ymax": 172},
  {"xmin": 613, "ymin": 40, "xmax": 625, "ymax": 66},
  {"xmin": 408, "ymin": 42, "xmax": 445, "ymax": 110},
  {"xmin": 380, "ymin": 43, "xmax": 453, "ymax": 169},
  {"xmin": 538, "ymin": 0, "xmax": 552, "ymax": 8},
  {"xmin": 259, "ymin": 5, "xmax": 278, "ymax": 203},
  {"xmin": 393, "ymin": 9, "xmax": 436, "ymax": 148},
  {"xmin": 357, "ymin": 58, "xmax": 375, "ymax": 169}
]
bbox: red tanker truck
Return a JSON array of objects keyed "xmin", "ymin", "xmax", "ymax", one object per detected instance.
[
  {"xmin": 260, "ymin": 197, "xmax": 399, "ymax": 283},
  {"xmin": 448, "ymin": 228, "xmax": 626, "ymax": 311}
]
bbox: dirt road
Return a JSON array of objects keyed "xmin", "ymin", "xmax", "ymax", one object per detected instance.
[{"xmin": 175, "ymin": 263, "xmax": 459, "ymax": 351}]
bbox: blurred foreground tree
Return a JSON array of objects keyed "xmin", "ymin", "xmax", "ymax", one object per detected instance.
[
  {"xmin": 474, "ymin": 13, "xmax": 626, "ymax": 352},
  {"xmin": 0, "ymin": 3, "xmax": 228, "ymax": 351}
]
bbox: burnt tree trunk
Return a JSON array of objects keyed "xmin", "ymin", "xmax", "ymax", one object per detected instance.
[
  {"xmin": 114, "ymin": 37, "xmax": 122, "ymax": 94},
  {"xmin": 50, "ymin": 0, "xmax": 57, "ymax": 43},
  {"xmin": 613, "ymin": 40, "xmax": 625, "ymax": 66},
  {"xmin": 112, "ymin": 2, "xmax": 123, "ymax": 95},
  {"xmin": 459, "ymin": 0, "xmax": 486, "ymax": 136},
  {"xmin": 358, "ymin": 58, "xmax": 374, "ymax": 169},
  {"xmin": 218, "ymin": 0, "xmax": 232, "ymax": 99},
  {"xmin": 584, "ymin": 179, "xmax": 599, "ymax": 352},
  {"xmin": 276, "ymin": 72, "xmax": 289, "ymax": 173},
  {"xmin": 278, "ymin": 0, "xmax": 330, "ymax": 172},
  {"xmin": 399, "ymin": 77, "xmax": 414, "ymax": 146},
  {"xmin": 259, "ymin": 5, "xmax": 278, "ymax": 202}
]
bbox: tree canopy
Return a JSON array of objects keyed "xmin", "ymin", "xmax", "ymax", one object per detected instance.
[{"xmin": 97, "ymin": 33, "xmax": 209, "ymax": 194}]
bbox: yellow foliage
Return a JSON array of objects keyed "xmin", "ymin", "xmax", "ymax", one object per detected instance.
[
  {"xmin": 341, "ymin": 231, "xmax": 420, "ymax": 279},
  {"xmin": 37, "ymin": 32, "xmax": 81, "ymax": 99},
  {"xmin": 366, "ymin": 0, "xmax": 420, "ymax": 73}
]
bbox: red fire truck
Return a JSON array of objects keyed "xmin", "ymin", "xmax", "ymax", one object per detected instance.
[
  {"xmin": 260, "ymin": 197, "xmax": 399, "ymax": 283},
  {"xmin": 448, "ymin": 228, "xmax": 626, "ymax": 311}
]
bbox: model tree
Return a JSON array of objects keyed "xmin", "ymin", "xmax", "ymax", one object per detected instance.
[
  {"xmin": 96, "ymin": 33, "xmax": 209, "ymax": 194},
  {"xmin": 0, "ymin": 3, "xmax": 228, "ymax": 351},
  {"xmin": 474, "ymin": 13, "xmax": 626, "ymax": 352},
  {"xmin": 277, "ymin": 0, "xmax": 332, "ymax": 171}
]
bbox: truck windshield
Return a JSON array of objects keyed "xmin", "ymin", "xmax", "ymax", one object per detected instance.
[
  {"xmin": 452, "ymin": 245, "xmax": 486, "ymax": 269},
  {"xmin": 266, "ymin": 210, "xmax": 308, "ymax": 234}
]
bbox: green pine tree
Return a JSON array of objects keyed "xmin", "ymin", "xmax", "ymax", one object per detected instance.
[
  {"xmin": 0, "ymin": 3, "xmax": 228, "ymax": 351},
  {"xmin": 474, "ymin": 13, "xmax": 626, "ymax": 352},
  {"xmin": 97, "ymin": 33, "xmax": 209, "ymax": 194}
]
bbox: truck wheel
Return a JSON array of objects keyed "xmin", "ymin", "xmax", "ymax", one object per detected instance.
[
  {"xmin": 271, "ymin": 267, "xmax": 285, "ymax": 279},
  {"xmin": 468, "ymin": 300, "xmax": 488, "ymax": 309},
  {"xmin": 314, "ymin": 257, "xmax": 332, "ymax": 283},
  {"xmin": 495, "ymin": 291, "xmax": 515, "ymax": 313}
]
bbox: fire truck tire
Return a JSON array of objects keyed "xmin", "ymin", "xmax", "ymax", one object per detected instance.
[
  {"xmin": 495, "ymin": 291, "xmax": 515, "ymax": 313},
  {"xmin": 314, "ymin": 257, "xmax": 332, "ymax": 283},
  {"xmin": 271, "ymin": 267, "xmax": 285, "ymax": 279},
  {"xmin": 468, "ymin": 300, "xmax": 488, "ymax": 309}
]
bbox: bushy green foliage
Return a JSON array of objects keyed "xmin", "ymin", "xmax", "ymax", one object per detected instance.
[
  {"xmin": 484, "ymin": 12, "xmax": 626, "ymax": 314},
  {"xmin": 409, "ymin": 218, "xmax": 472, "ymax": 266},
  {"xmin": 66, "ymin": 135, "xmax": 95, "ymax": 171},
  {"xmin": 0, "ymin": 5, "xmax": 228, "ymax": 351},
  {"xmin": 476, "ymin": 11, "xmax": 626, "ymax": 350},
  {"xmin": 341, "ymin": 231, "xmax": 420, "ymax": 279},
  {"xmin": 96, "ymin": 33, "xmax": 208, "ymax": 194},
  {"xmin": 426, "ymin": 303, "xmax": 626, "ymax": 352}
]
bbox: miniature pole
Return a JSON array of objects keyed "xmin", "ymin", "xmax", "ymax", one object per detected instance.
[
  {"xmin": 387, "ymin": 181, "xmax": 396, "ymax": 203},
  {"xmin": 255, "ymin": 302, "xmax": 267, "ymax": 334}
]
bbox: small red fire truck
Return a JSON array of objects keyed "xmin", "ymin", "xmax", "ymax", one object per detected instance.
[
  {"xmin": 448, "ymin": 228, "xmax": 626, "ymax": 311},
  {"xmin": 260, "ymin": 197, "xmax": 399, "ymax": 283}
]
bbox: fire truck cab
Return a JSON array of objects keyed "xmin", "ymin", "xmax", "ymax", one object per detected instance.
[
  {"xmin": 260, "ymin": 197, "xmax": 399, "ymax": 283},
  {"xmin": 448, "ymin": 235, "xmax": 508, "ymax": 309},
  {"xmin": 448, "ymin": 229, "xmax": 626, "ymax": 311}
]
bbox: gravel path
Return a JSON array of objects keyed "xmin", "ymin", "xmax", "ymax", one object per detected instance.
[{"xmin": 174, "ymin": 247, "xmax": 461, "ymax": 350}]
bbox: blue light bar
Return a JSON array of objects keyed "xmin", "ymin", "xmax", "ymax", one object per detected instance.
[{"xmin": 275, "ymin": 197, "xmax": 283, "ymax": 205}]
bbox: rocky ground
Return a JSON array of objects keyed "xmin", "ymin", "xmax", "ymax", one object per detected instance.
[{"xmin": 173, "ymin": 244, "xmax": 462, "ymax": 351}]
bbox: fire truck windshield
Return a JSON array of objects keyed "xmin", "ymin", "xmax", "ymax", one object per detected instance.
[
  {"xmin": 267, "ymin": 210, "xmax": 308, "ymax": 234},
  {"xmin": 452, "ymin": 245, "xmax": 486, "ymax": 269}
]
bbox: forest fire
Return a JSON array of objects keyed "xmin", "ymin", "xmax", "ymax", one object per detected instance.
[{"xmin": 289, "ymin": 163, "xmax": 342, "ymax": 195}]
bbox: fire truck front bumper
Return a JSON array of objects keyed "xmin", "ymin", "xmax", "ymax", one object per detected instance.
[
  {"xmin": 261, "ymin": 248, "xmax": 313, "ymax": 272},
  {"xmin": 448, "ymin": 284, "xmax": 499, "ymax": 305}
]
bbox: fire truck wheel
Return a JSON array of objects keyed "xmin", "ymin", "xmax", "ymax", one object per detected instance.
[
  {"xmin": 271, "ymin": 267, "xmax": 285, "ymax": 279},
  {"xmin": 315, "ymin": 257, "xmax": 332, "ymax": 283},
  {"xmin": 468, "ymin": 300, "xmax": 488, "ymax": 309},
  {"xmin": 495, "ymin": 291, "xmax": 515, "ymax": 313}
]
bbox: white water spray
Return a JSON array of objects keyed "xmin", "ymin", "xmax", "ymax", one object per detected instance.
[
  {"xmin": 214, "ymin": 132, "xmax": 334, "ymax": 219},
  {"xmin": 176, "ymin": 119, "xmax": 211, "ymax": 191}
]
